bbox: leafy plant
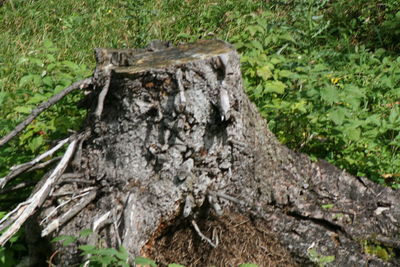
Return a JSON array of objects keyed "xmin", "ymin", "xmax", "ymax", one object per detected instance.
[
  {"xmin": 52, "ymin": 230, "xmax": 129, "ymax": 267},
  {"xmin": 135, "ymin": 256, "xmax": 158, "ymax": 267},
  {"xmin": 0, "ymin": 214, "xmax": 26, "ymax": 267},
  {"xmin": 230, "ymin": 1, "xmax": 400, "ymax": 187},
  {"xmin": 1, "ymin": 0, "xmax": 399, "ymax": 265},
  {"xmin": 362, "ymin": 240, "xmax": 394, "ymax": 261}
]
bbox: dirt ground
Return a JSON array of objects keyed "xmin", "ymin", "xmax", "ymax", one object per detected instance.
[{"xmin": 144, "ymin": 210, "xmax": 298, "ymax": 267}]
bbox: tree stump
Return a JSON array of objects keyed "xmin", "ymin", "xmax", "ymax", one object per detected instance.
[{"xmin": 24, "ymin": 40, "xmax": 400, "ymax": 266}]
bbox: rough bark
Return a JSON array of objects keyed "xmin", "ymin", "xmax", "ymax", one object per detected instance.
[{"xmin": 26, "ymin": 40, "xmax": 400, "ymax": 266}]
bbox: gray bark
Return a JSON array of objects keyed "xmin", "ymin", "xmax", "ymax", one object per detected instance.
[{"xmin": 29, "ymin": 40, "xmax": 400, "ymax": 266}]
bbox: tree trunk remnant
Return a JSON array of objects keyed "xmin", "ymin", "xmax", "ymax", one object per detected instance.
[{"xmin": 25, "ymin": 40, "xmax": 400, "ymax": 266}]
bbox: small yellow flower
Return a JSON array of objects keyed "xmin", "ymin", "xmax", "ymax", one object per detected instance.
[
  {"xmin": 330, "ymin": 77, "xmax": 340, "ymax": 84},
  {"xmin": 107, "ymin": 9, "xmax": 112, "ymax": 14}
]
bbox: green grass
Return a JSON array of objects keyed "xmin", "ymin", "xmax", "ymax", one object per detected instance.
[
  {"xmin": 0, "ymin": 0, "xmax": 400, "ymax": 263},
  {"xmin": 0, "ymin": 0, "xmax": 399, "ymax": 195},
  {"xmin": 0, "ymin": 0, "xmax": 265, "ymax": 173},
  {"xmin": 0, "ymin": 0, "xmax": 399, "ymax": 202}
]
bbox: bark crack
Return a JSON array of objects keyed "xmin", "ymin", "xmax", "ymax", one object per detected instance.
[{"xmin": 287, "ymin": 210, "xmax": 351, "ymax": 239}]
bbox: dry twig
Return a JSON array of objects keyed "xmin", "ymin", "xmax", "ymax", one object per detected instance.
[
  {"xmin": 191, "ymin": 220, "xmax": 217, "ymax": 248},
  {"xmin": 41, "ymin": 190, "xmax": 97, "ymax": 237},
  {"xmin": 0, "ymin": 137, "xmax": 78, "ymax": 246},
  {"xmin": 0, "ymin": 77, "xmax": 92, "ymax": 147},
  {"xmin": 0, "ymin": 138, "xmax": 70, "ymax": 188}
]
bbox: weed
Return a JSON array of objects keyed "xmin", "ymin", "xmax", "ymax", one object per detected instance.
[{"xmin": 0, "ymin": 0, "xmax": 399, "ymax": 265}]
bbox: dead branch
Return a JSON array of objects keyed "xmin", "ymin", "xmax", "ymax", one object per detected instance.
[
  {"xmin": 41, "ymin": 190, "xmax": 97, "ymax": 237},
  {"xmin": 0, "ymin": 77, "xmax": 92, "ymax": 147},
  {"xmin": 40, "ymin": 187, "xmax": 96, "ymax": 226},
  {"xmin": 26, "ymin": 156, "xmax": 62, "ymax": 172},
  {"xmin": 0, "ymin": 137, "xmax": 71, "ymax": 188},
  {"xmin": 0, "ymin": 181, "xmax": 37, "ymax": 194},
  {"xmin": 0, "ymin": 137, "xmax": 78, "ymax": 246}
]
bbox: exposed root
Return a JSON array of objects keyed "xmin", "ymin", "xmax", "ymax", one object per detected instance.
[{"xmin": 191, "ymin": 220, "xmax": 217, "ymax": 248}]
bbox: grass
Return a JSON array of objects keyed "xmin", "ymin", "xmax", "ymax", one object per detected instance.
[
  {"xmin": 0, "ymin": 0, "xmax": 399, "ymax": 264},
  {"xmin": 0, "ymin": 0, "xmax": 265, "ymax": 171}
]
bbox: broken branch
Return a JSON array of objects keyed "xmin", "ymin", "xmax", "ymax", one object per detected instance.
[
  {"xmin": 41, "ymin": 190, "xmax": 97, "ymax": 237},
  {"xmin": 0, "ymin": 137, "xmax": 70, "ymax": 188},
  {"xmin": 0, "ymin": 137, "xmax": 78, "ymax": 246},
  {"xmin": 0, "ymin": 77, "xmax": 92, "ymax": 147}
]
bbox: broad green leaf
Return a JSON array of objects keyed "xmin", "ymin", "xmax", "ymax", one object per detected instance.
[
  {"xmin": 0, "ymin": 92, "xmax": 8, "ymax": 106},
  {"xmin": 328, "ymin": 107, "xmax": 348, "ymax": 125},
  {"xmin": 27, "ymin": 94, "xmax": 47, "ymax": 105},
  {"xmin": 312, "ymin": 64, "xmax": 328, "ymax": 72},
  {"xmin": 246, "ymin": 25, "xmax": 264, "ymax": 36},
  {"xmin": 54, "ymin": 85, "xmax": 64, "ymax": 93},
  {"xmin": 134, "ymin": 256, "xmax": 157, "ymax": 267},
  {"xmin": 19, "ymin": 74, "xmax": 35, "ymax": 87},
  {"xmin": 52, "ymin": 235, "xmax": 77, "ymax": 246},
  {"xmin": 363, "ymin": 129, "xmax": 379, "ymax": 139},
  {"xmin": 115, "ymin": 246, "xmax": 129, "ymax": 261},
  {"xmin": 291, "ymin": 100, "xmax": 308, "ymax": 113},
  {"xmin": 366, "ymin": 115, "xmax": 381, "ymax": 126},
  {"xmin": 45, "ymin": 53, "xmax": 56, "ymax": 62},
  {"xmin": 79, "ymin": 229, "xmax": 93, "ymax": 237},
  {"xmin": 168, "ymin": 264, "xmax": 186, "ymax": 267},
  {"xmin": 305, "ymin": 88, "xmax": 319, "ymax": 98},
  {"xmin": 95, "ymin": 248, "xmax": 118, "ymax": 256},
  {"xmin": 32, "ymin": 75, "xmax": 42, "ymax": 87},
  {"xmin": 29, "ymin": 58, "xmax": 44, "ymax": 67},
  {"xmin": 270, "ymin": 57, "xmax": 282, "ymax": 65},
  {"xmin": 28, "ymin": 136, "xmax": 44, "ymax": 152},
  {"xmin": 249, "ymin": 40, "xmax": 263, "ymax": 51},
  {"xmin": 94, "ymin": 255, "xmax": 114, "ymax": 265},
  {"xmin": 79, "ymin": 245, "xmax": 97, "ymax": 255},
  {"xmin": 388, "ymin": 108, "xmax": 399, "ymax": 124},
  {"xmin": 62, "ymin": 61, "xmax": 80, "ymax": 70},
  {"xmin": 14, "ymin": 106, "xmax": 32, "ymax": 114},
  {"xmin": 320, "ymin": 86, "xmax": 338, "ymax": 104},
  {"xmin": 279, "ymin": 32, "xmax": 296, "ymax": 42},
  {"xmin": 252, "ymin": 84, "xmax": 263, "ymax": 98},
  {"xmin": 343, "ymin": 126, "xmax": 361, "ymax": 141},
  {"xmin": 343, "ymin": 84, "xmax": 365, "ymax": 98},
  {"xmin": 278, "ymin": 69, "xmax": 295, "ymax": 79},
  {"xmin": 47, "ymin": 63, "xmax": 57, "ymax": 72},
  {"xmin": 0, "ymin": 211, "xmax": 6, "ymax": 219},
  {"xmin": 264, "ymin": 81, "xmax": 287, "ymax": 94},
  {"xmin": 256, "ymin": 66, "xmax": 272, "ymax": 80},
  {"xmin": 342, "ymin": 85, "xmax": 364, "ymax": 108},
  {"xmin": 79, "ymin": 245, "xmax": 97, "ymax": 251},
  {"xmin": 238, "ymin": 264, "xmax": 259, "ymax": 267},
  {"xmin": 42, "ymin": 76, "xmax": 54, "ymax": 87}
]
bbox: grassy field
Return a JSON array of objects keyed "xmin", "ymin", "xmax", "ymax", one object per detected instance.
[{"xmin": 0, "ymin": 0, "xmax": 399, "ymax": 264}]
